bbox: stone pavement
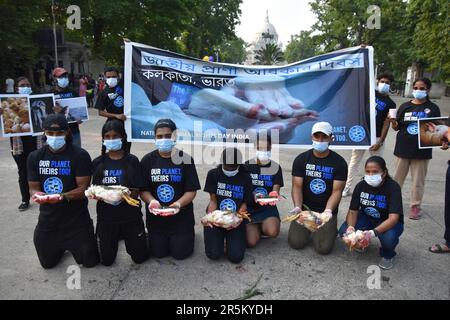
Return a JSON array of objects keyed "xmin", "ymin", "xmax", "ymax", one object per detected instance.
[{"xmin": 0, "ymin": 96, "xmax": 449, "ymax": 300}]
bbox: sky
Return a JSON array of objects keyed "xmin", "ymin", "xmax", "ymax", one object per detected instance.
[{"xmin": 236, "ymin": 0, "xmax": 317, "ymax": 48}]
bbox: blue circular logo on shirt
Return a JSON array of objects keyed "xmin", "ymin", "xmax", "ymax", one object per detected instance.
[
  {"xmin": 219, "ymin": 199, "xmax": 237, "ymax": 212},
  {"xmin": 157, "ymin": 184, "xmax": 175, "ymax": 203},
  {"xmin": 254, "ymin": 187, "xmax": 268, "ymax": 196},
  {"xmin": 349, "ymin": 125, "xmax": 366, "ymax": 142},
  {"xmin": 407, "ymin": 123, "xmax": 418, "ymax": 135},
  {"xmin": 364, "ymin": 207, "xmax": 381, "ymax": 219},
  {"xmin": 43, "ymin": 177, "xmax": 63, "ymax": 194},
  {"xmin": 114, "ymin": 96, "xmax": 124, "ymax": 108},
  {"xmin": 310, "ymin": 178, "xmax": 326, "ymax": 195}
]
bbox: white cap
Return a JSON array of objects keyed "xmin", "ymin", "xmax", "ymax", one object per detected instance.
[{"xmin": 311, "ymin": 122, "xmax": 333, "ymax": 136}]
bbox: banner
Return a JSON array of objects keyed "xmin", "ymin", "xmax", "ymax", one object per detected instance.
[
  {"xmin": 124, "ymin": 41, "xmax": 376, "ymax": 149},
  {"xmin": 418, "ymin": 116, "xmax": 450, "ymax": 149},
  {"xmin": 0, "ymin": 95, "xmax": 33, "ymax": 137}
]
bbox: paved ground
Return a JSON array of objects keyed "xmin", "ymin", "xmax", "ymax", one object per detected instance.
[{"xmin": 0, "ymin": 96, "xmax": 449, "ymax": 300}]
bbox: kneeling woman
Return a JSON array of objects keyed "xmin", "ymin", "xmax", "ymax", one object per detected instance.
[
  {"xmin": 244, "ymin": 135, "xmax": 283, "ymax": 247},
  {"xmin": 92, "ymin": 119, "xmax": 148, "ymax": 266},
  {"xmin": 203, "ymin": 148, "xmax": 253, "ymax": 263},
  {"xmin": 140, "ymin": 119, "xmax": 200, "ymax": 260},
  {"xmin": 339, "ymin": 156, "xmax": 404, "ymax": 270}
]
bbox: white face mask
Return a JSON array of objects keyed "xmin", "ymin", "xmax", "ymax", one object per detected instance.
[
  {"xmin": 364, "ymin": 174, "xmax": 383, "ymax": 187},
  {"xmin": 222, "ymin": 167, "xmax": 239, "ymax": 177},
  {"xmin": 18, "ymin": 87, "xmax": 32, "ymax": 95},
  {"xmin": 377, "ymin": 83, "xmax": 390, "ymax": 94},
  {"xmin": 256, "ymin": 151, "xmax": 271, "ymax": 163},
  {"xmin": 106, "ymin": 77, "xmax": 118, "ymax": 88}
]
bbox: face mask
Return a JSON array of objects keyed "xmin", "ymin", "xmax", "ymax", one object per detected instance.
[
  {"xmin": 377, "ymin": 83, "xmax": 390, "ymax": 94},
  {"xmin": 18, "ymin": 87, "xmax": 32, "ymax": 95},
  {"xmin": 57, "ymin": 77, "xmax": 69, "ymax": 88},
  {"xmin": 222, "ymin": 167, "xmax": 239, "ymax": 177},
  {"xmin": 412, "ymin": 90, "xmax": 427, "ymax": 100},
  {"xmin": 106, "ymin": 77, "xmax": 118, "ymax": 88},
  {"xmin": 46, "ymin": 135, "xmax": 66, "ymax": 151},
  {"xmin": 103, "ymin": 138, "xmax": 122, "ymax": 151},
  {"xmin": 256, "ymin": 151, "xmax": 271, "ymax": 163},
  {"xmin": 364, "ymin": 174, "xmax": 383, "ymax": 187},
  {"xmin": 155, "ymin": 138, "xmax": 175, "ymax": 153},
  {"xmin": 312, "ymin": 140, "xmax": 329, "ymax": 153}
]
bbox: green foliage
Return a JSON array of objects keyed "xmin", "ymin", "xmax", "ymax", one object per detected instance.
[
  {"xmin": 217, "ymin": 37, "xmax": 248, "ymax": 64},
  {"xmin": 284, "ymin": 31, "xmax": 319, "ymax": 63},
  {"xmin": 254, "ymin": 43, "xmax": 284, "ymax": 65}
]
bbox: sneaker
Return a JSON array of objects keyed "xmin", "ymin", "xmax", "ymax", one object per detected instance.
[
  {"xmin": 342, "ymin": 187, "xmax": 352, "ymax": 198},
  {"xmin": 18, "ymin": 202, "xmax": 30, "ymax": 211},
  {"xmin": 409, "ymin": 205, "xmax": 421, "ymax": 220},
  {"xmin": 378, "ymin": 257, "xmax": 394, "ymax": 270}
]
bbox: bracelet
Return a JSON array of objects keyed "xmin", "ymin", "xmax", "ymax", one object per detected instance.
[
  {"xmin": 373, "ymin": 229, "xmax": 379, "ymax": 237},
  {"xmin": 61, "ymin": 193, "xmax": 69, "ymax": 202}
]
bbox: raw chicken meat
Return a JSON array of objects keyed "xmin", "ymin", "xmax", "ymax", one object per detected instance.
[
  {"xmin": 85, "ymin": 185, "xmax": 140, "ymax": 207},
  {"xmin": 201, "ymin": 210, "xmax": 251, "ymax": 229}
]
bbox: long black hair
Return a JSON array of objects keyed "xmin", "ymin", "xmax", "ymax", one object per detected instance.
[
  {"xmin": 93, "ymin": 119, "xmax": 132, "ymax": 186},
  {"xmin": 365, "ymin": 156, "xmax": 391, "ymax": 180}
]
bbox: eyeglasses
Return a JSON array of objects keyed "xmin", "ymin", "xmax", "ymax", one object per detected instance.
[{"xmin": 413, "ymin": 87, "xmax": 427, "ymax": 90}]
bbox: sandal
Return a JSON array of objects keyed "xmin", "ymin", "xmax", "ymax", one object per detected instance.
[{"xmin": 429, "ymin": 244, "xmax": 450, "ymax": 254}]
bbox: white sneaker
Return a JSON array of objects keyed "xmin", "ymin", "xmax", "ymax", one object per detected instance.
[{"xmin": 342, "ymin": 187, "xmax": 352, "ymax": 198}]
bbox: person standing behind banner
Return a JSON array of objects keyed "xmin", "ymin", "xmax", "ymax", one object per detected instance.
[
  {"xmin": 10, "ymin": 77, "xmax": 43, "ymax": 211},
  {"xmin": 27, "ymin": 114, "xmax": 99, "ymax": 269},
  {"xmin": 95, "ymin": 67, "xmax": 130, "ymax": 152},
  {"xmin": 203, "ymin": 147, "xmax": 254, "ymax": 263},
  {"xmin": 51, "ymin": 67, "xmax": 82, "ymax": 148},
  {"xmin": 288, "ymin": 122, "xmax": 348, "ymax": 254},
  {"xmin": 92, "ymin": 119, "xmax": 149, "ymax": 265},
  {"xmin": 343, "ymin": 73, "xmax": 396, "ymax": 197},
  {"xmin": 244, "ymin": 135, "xmax": 283, "ymax": 247},
  {"xmin": 140, "ymin": 119, "xmax": 200, "ymax": 260},
  {"xmin": 390, "ymin": 77, "xmax": 441, "ymax": 220}
]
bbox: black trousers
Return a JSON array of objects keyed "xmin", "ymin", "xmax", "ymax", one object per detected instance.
[
  {"xmin": 13, "ymin": 153, "xmax": 31, "ymax": 203},
  {"xmin": 96, "ymin": 219, "xmax": 149, "ymax": 266},
  {"xmin": 148, "ymin": 228, "xmax": 194, "ymax": 260},
  {"xmin": 445, "ymin": 161, "xmax": 450, "ymax": 246},
  {"xmin": 204, "ymin": 223, "xmax": 246, "ymax": 264},
  {"xmin": 33, "ymin": 222, "xmax": 99, "ymax": 269}
]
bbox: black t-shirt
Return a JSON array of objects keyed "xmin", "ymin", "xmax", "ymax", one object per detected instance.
[
  {"xmin": 140, "ymin": 150, "xmax": 201, "ymax": 232},
  {"xmin": 244, "ymin": 160, "xmax": 284, "ymax": 209},
  {"xmin": 394, "ymin": 100, "xmax": 441, "ymax": 159},
  {"xmin": 53, "ymin": 88, "xmax": 80, "ymax": 134},
  {"xmin": 204, "ymin": 167, "xmax": 254, "ymax": 212},
  {"xmin": 292, "ymin": 149, "xmax": 348, "ymax": 214},
  {"xmin": 375, "ymin": 91, "xmax": 396, "ymax": 137},
  {"xmin": 95, "ymin": 81, "xmax": 125, "ymax": 115},
  {"xmin": 27, "ymin": 144, "xmax": 92, "ymax": 230},
  {"xmin": 92, "ymin": 153, "xmax": 143, "ymax": 223},
  {"xmin": 350, "ymin": 178, "xmax": 404, "ymax": 224}
]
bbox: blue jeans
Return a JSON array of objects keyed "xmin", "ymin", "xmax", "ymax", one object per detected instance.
[{"xmin": 339, "ymin": 213, "xmax": 404, "ymax": 259}]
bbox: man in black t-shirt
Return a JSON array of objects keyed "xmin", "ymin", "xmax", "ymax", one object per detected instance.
[
  {"xmin": 288, "ymin": 122, "xmax": 348, "ymax": 255},
  {"xmin": 95, "ymin": 67, "xmax": 131, "ymax": 151},
  {"xmin": 27, "ymin": 114, "xmax": 99, "ymax": 269},
  {"xmin": 343, "ymin": 73, "xmax": 396, "ymax": 197},
  {"xmin": 52, "ymin": 67, "xmax": 82, "ymax": 147}
]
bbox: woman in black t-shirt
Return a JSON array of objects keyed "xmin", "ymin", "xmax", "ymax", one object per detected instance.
[
  {"xmin": 204, "ymin": 148, "xmax": 253, "ymax": 263},
  {"xmin": 339, "ymin": 156, "xmax": 404, "ymax": 270},
  {"xmin": 92, "ymin": 119, "xmax": 148, "ymax": 266},
  {"xmin": 244, "ymin": 135, "xmax": 283, "ymax": 248},
  {"xmin": 390, "ymin": 78, "xmax": 441, "ymax": 220},
  {"xmin": 140, "ymin": 119, "xmax": 201, "ymax": 260}
]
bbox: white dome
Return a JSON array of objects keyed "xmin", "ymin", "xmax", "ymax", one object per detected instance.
[{"xmin": 252, "ymin": 12, "xmax": 278, "ymax": 44}]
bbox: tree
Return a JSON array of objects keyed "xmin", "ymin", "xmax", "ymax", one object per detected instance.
[
  {"xmin": 284, "ymin": 31, "xmax": 319, "ymax": 63},
  {"xmin": 407, "ymin": 0, "xmax": 450, "ymax": 82},
  {"xmin": 217, "ymin": 37, "xmax": 248, "ymax": 64},
  {"xmin": 182, "ymin": 0, "xmax": 242, "ymax": 58},
  {"xmin": 254, "ymin": 43, "xmax": 284, "ymax": 65},
  {"xmin": 309, "ymin": 0, "xmax": 411, "ymax": 81}
]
